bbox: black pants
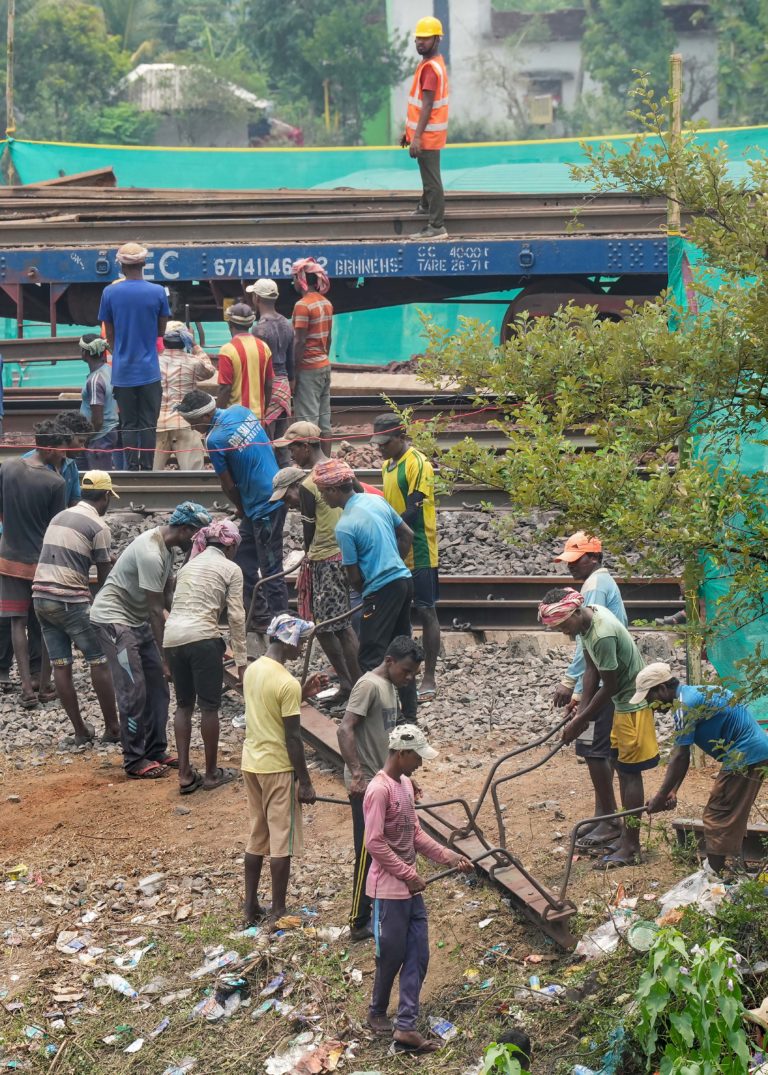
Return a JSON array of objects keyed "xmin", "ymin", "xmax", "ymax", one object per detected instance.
[
  {"xmin": 349, "ymin": 793, "xmax": 372, "ymax": 930},
  {"xmin": 113, "ymin": 381, "xmax": 162, "ymax": 471},
  {"xmin": 359, "ymin": 576, "xmax": 417, "ymax": 719},
  {"xmin": 95, "ymin": 622, "xmax": 169, "ymax": 772},
  {"xmin": 236, "ymin": 504, "xmax": 289, "ymax": 632},
  {"xmin": 0, "ymin": 608, "xmax": 41, "ymax": 674},
  {"xmin": 417, "ymin": 150, "xmax": 445, "ymax": 228}
]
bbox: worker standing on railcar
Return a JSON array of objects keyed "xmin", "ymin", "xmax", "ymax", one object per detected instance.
[{"xmin": 402, "ymin": 16, "xmax": 449, "ymax": 240}]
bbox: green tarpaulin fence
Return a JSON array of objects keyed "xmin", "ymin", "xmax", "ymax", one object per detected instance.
[
  {"xmin": 6, "ymin": 123, "xmax": 768, "ymax": 190},
  {"xmin": 668, "ymin": 234, "xmax": 768, "ymax": 721}
]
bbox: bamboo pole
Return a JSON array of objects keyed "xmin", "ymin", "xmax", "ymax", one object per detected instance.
[
  {"xmin": 6, "ymin": 0, "xmax": 15, "ymax": 138},
  {"xmin": 669, "ymin": 53, "xmax": 706, "ymax": 767}
]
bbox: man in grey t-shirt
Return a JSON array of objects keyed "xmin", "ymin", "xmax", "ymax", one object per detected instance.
[
  {"xmin": 90, "ymin": 502, "xmax": 211, "ymax": 778},
  {"xmin": 337, "ymin": 636, "xmax": 424, "ymax": 941}
]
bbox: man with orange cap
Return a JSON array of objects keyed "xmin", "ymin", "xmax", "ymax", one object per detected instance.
[
  {"xmin": 402, "ymin": 16, "xmax": 449, "ymax": 240},
  {"xmin": 550, "ymin": 532, "xmax": 628, "ymax": 852}
]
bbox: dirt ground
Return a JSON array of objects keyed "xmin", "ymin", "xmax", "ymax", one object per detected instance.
[{"xmin": 0, "ymin": 725, "xmax": 746, "ymax": 1075}]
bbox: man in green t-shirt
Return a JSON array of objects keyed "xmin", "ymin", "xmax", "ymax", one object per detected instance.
[
  {"xmin": 337, "ymin": 635, "xmax": 424, "ymax": 942},
  {"xmin": 538, "ymin": 587, "xmax": 658, "ymax": 869}
]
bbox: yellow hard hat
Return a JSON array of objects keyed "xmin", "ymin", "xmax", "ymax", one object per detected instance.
[{"xmin": 414, "ymin": 15, "xmax": 443, "ymax": 37}]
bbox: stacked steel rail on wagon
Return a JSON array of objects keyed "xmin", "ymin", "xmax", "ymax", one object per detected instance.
[{"xmin": 0, "ymin": 185, "xmax": 670, "ymax": 332}]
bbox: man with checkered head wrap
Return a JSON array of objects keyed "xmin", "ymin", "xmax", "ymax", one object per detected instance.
[
  {"xmin": 90, "ymin": 502, "xmax": 211, "ymax": 780},
  {"xmin": 538, "ymin": 586, "xmax": 659, "ymax": 870}
]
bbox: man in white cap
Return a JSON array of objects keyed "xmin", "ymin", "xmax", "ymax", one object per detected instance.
[
  {"xmin": 216, "ymin": 302, "xmax": 273, "ymax": 423},
  {"xmin": 551, "ymin": 531, "xmax": 628, "ymax": 852},
  {"xmin": 97, "ymin": 242, "xmax": 170, "ymax": 471},
  {"xmin": 246, "ymin": 279, "xmax": 295, "ymax": 463},
  {"xmin": 635, "ymin": 664, "xmax": 768, "ymax": 874},
  {"xmin": 363, "ymin": 723, "xmax": 471, "ymax": 1051},
  {"xmin": 32, "ymin": 471, "xmax": 121, "ymax": 746}
]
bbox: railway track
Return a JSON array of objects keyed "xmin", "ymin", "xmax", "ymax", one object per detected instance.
[{"xmin": 0, "ymin": 189, "xmax": 671, "ymax": 245}]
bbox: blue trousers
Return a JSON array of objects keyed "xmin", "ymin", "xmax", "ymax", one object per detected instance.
[{"xmin": 370, "ymin": 895, "xmax": 429, "ymax": 1031}]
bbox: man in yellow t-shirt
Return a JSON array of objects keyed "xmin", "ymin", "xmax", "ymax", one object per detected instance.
[
  {"xmin": 371, "ymin": 414, "xmax": 440, "ymax": 701},
  {"xmin": 241, "ymin": 613, "xmax": 327, "ymax": 927}
]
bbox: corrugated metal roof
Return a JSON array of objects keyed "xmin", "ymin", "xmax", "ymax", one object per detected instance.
[{"xmin": 121, "ymin": 64, "xmax": 271, "ymax": 113}]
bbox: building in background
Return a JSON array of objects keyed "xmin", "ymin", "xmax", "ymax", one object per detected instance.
[
  {"xmin": 120, "ymin": 64, "xmax": 303, "ymax": 148},
  {"xmin": 387, "ymin": 1, "xmax": 717, "ymax": 139}
]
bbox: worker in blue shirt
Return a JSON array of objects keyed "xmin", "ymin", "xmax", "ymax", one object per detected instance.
[
  {"xmin": 176, "ymin": 391, "xmax": 286, "ymax": 630},
  {"xmin": 550, "ymin": 531, "xmax": 627, "ymax": 851},
  {"xmin": 636, "ymin": 663, "xmax": 768, "ymax": 874}
]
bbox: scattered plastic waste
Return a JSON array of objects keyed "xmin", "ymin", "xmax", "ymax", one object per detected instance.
[
  {"xmin": 191, "ymin": 996, "xmax": 225, "ymax": 1022},
  {"xmin": 102, "ymin": 1026, "xmax": 133, "ymax": 1046},
  {"xmin": 81, "ymin": 910, "xmax": 99, "ymax": 925},
  {"xmin": 230, "ymin": 925, "xmax": 261, "ymax": 939},
  {"xmin": 626, "ymin": 921, "xmax": 661, "ymax": 952},
  {"xmin": 428, "ymin": 1016, "xmax": 459, "ymax": 1041},
  {"xmin": 252, "ymin": 998, "xmax": 275, "ymax": 1019},
  {"xmin": 94, "ymin": 974, "xmax": 139, "ymax": 1001},
  {"xmin": 160, "ymin": 1059, "xmax": 197, "ymax": 1075},
  {"xmin": 483, "ymin": 944, "xmax": 509, "ymax": 962},
  {"xmin": 124, "ymin": 1038, "xmax": 144, "ymax": 1054},
  {"xmin": 260, "ymin": 974, "xmax": 285, "ymax": 997},
  {"xmin": 528, "ymin": 975, "xmax": 541, "ymax": 990},
  {"xmin": 55, "ymin": 931, "xmax": 86, "ymax": 955},
  {"xmin": 6, "ymin": 865, "xmax": 28, "ymax": 881},
  {"xmin": 188, "ymin": 949, "xmax": 239, "ymax": 979},
  {"xmin": 274, "ymin": 915, "xmax": 302, "ymax": 930},
  {"xmin": 23, "ymin": 1026, "xmax": 43, "ymax": 1039},
  {"xmin": 232, "ymin": 712, "xmax": 246, "ymax": 730},
  {"xmin": 478, "ymin": 917, "xmax": 494, "ymax": 929},
  {"xmin": 575, "ymin": 907, "xmax": 638, "ymax": 960},
  {"xmin": 657, "ymin": 868, "xmax": 729, "ymax": 918},
  {"xmin": 150, "ymin": 1017, "xmax": 170, "ymax": 1038},
  {"xmin": 160, "ymin": 989, "xmax": 192, "ymax": 1006},
  {"xmin": 572, "ymin": 1067, "xmax": 600, "ymax": 1075},
  {"xmin": 540, "ymin": 983, "xmax": 566, "ymax": 998},
  {"xmin": 115, "ymin": 942, "xmax": 155, "ymax": 970}
]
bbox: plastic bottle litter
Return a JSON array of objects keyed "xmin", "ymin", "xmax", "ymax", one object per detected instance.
[
  {"xmin": 93, "ymin": 974, "xmax": 139, "ymax": 1001},
  {"xmin": 150, "ymin": 1017, "xmax": 170, "ymax": 1038},
  {"xmin": 528, "ymin": 975, "xmax": 541, "ymax": 990},
  {"xmin": 428, "ymin": 1016, "xmax": 458, "ymax": 1041},
  {"xmin": 188, "ymin": 950, "xmax": 239, "ymax": 980}
]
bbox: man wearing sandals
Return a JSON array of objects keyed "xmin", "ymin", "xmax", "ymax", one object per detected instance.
[
  {"xmin": 90, "ymin": 501, "xmax": 211, "ymax": 779},
  {"xmin": 241, "ymin": 614, "xmax": 327, "ymax": 927},
  {"xmin": 364, "ymin": 724, "xmax": 472, "ymax": 1052},
  {"xmin": 551, "ymin": 531, "xmax": 627, "ymax": 852},
  {"xmin": 164, "ymin": 519, "xmax": 247, "ymax": 794},
  {"xmin": 32, "ymin": 471, "xmax": 121, "ymax": 745},
  {"xmin": 538, "ymin": 587, "xmax": 658, "ymax": 868}
]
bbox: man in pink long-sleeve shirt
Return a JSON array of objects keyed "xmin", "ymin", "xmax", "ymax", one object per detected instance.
[{"xmin": 363, "ymin": 724, "xmax": 472, "ymax": 1053}]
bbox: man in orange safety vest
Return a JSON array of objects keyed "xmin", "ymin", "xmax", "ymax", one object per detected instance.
[{"xmin": 401, "ymin": 15, "xmax": 449, "ymax": 240}]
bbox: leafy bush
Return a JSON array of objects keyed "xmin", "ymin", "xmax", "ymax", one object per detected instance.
[{"xmin": 636, "ymin": 931, "xmax": 751, "ymax": 1074}]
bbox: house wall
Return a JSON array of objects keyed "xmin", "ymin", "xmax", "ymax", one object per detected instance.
[{"xmin": 389, "ymin": 0, "xmax": 718, "ymax": 139}]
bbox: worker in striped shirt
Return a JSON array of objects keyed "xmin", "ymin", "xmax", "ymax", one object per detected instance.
[
  {"xmin": 291, "ymin": 258, "xmax": 333, "ymax": 449},
  {"xmin": 217, "ymin": 303, "xmax": 273, "ymax": 421},
  {"xmin": 372, "ymin": 415, "xmax": 440, "ymax": 702}
]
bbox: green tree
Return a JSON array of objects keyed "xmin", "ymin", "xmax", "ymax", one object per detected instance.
[
  {"xmin": 96, "ymin": 0, "xmax": 161, "ymax": 61},
  {"xmin": 412, "ymin": 78, "xmax": 768, "ymax": 702},
  {"xmin": 710, "ymin": 0, "xmax": 768, "ymax": 125},
  {"xmin": 248, "ymin": 0, "xmax": 407, "ymax": 144},
  {"xmin": 576, "ymin": 0, "xmax": 676, "ymax": 132},
  {"xmin": 13, "ymin": 0, "xmax": 155, "ymax": 143}
]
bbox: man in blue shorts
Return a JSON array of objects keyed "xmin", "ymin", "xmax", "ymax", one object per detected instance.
[{"xmin": 636, "ymin": 663, "xmax": 768, "ymax": 874}]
